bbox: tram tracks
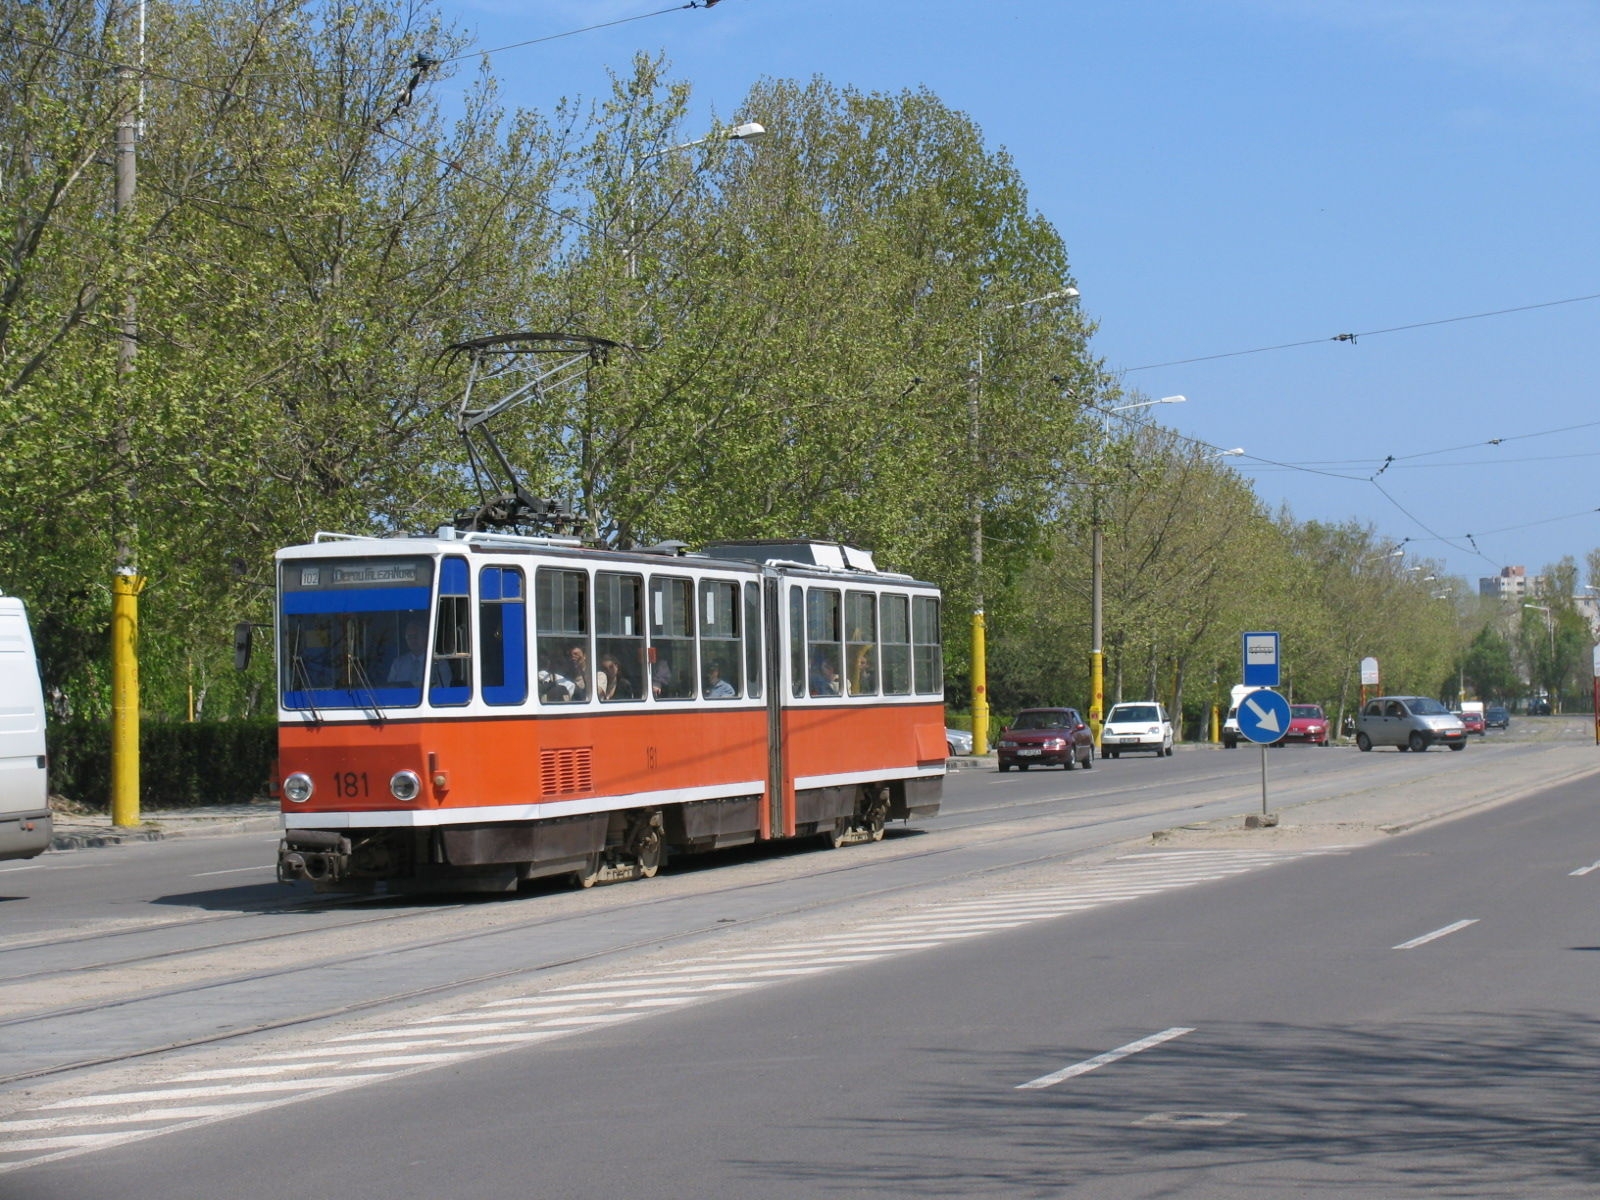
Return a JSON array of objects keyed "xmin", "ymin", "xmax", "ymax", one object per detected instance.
[
  {"xmin": 0, "ymin": 785, "xmax": 1230, "ymax": 1089},
  {"xmin": 0, "ymin": 757, "xmax": 1375, "ymax": 1093}
]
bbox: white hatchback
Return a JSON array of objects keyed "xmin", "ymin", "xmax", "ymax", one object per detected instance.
[{"xmin": 1100, "ymin": 701, "xmax": 1174, "ymax": 758}]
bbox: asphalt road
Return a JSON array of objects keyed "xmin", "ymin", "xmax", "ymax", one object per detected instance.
[{"xmin": 5, "ymin": 735, "xmax": 1600, "ymax": 1196}]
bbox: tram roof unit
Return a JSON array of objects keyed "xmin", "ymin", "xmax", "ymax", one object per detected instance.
[{"xmin": 281, "ymin": 530, "xmax": 924, "ymax": 583}]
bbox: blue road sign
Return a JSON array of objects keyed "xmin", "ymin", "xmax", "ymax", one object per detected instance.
[
  {"xmin": 1242, "ymin": 631, "xmax": 1281, "ymax": 688},
  {"xmin": 1236, "ymin": 687, "xmax": 1292, "ymax": 745}
]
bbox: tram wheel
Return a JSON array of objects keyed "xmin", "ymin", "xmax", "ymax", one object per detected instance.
[
  {"xmin": 826, "ymin": 819, "xmax": 851, "ymax": 849},
  {"xmin": 635, "ymin": 827, "xmax": 664, "ymax": 878},
  {"xmin": 572, "ymin": 855, "xmax": 600, "ymax": 889}
]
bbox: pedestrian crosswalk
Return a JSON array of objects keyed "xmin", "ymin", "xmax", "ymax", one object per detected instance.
[{"xmin": 0, "ymin": 845, "xmax": 1341, "ymax": 1172}]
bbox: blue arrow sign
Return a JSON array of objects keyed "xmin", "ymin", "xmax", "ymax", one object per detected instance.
[{"xmin": 1236, "ymin": 688, "xmax": 1291, "ymax": 745}]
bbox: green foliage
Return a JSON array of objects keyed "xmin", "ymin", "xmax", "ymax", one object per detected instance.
[
  {"xmin": 0, "ymin": 0, "xmax": 1571, "ymax": 761},
  {"xmin": 48, "ymin": 716, "xmax": 277, "ymax": 809}
]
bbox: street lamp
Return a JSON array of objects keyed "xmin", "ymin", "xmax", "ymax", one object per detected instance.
[
  {"xmin": 1523, "ymin": 604, "xmax": 1556, "ymax": 703},
  {"xmin": 625, "ymin": 122, "xmax": 767, "ymax": 277},
  {"xmin": 969, "ymin": 286, "xmax": 1079, "ymax": 756},
  {"xmin": 1086, "ymin": 394, "xmax": 1187, "ymax": 744}
]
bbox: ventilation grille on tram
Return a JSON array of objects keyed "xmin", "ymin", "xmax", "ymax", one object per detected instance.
[{"xmin": 540, "ymin": 746, "xmax": 594, "ymax": 797}]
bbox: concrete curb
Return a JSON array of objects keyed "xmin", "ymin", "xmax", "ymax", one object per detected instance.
[{"xmin": 48, "ymin": 812, "xmax": 282, "ymax": 852}]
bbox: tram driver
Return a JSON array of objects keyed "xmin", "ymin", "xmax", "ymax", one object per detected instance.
[{"xmin": 388, "ymin": 617, "xmax": 446, "ymax": 687}]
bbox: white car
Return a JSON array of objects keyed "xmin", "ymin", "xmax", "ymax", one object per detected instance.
[
  {"xmin": 946, "ymin": 727, "xmax": 974, "ymax": 756},
  {"xmin": 1100, "ymin": 701, "xmax": 1174, "ymax": 758}
]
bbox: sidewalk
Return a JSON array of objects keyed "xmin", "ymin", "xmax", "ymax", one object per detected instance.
[{"xmin": 47, "ymin": 801, "xmax": 282, "ymax": 851}]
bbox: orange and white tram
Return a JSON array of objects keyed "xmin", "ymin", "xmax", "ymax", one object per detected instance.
[{"xmin": 274, "ymin": 529, "xmax": 947, "ymax": 892}]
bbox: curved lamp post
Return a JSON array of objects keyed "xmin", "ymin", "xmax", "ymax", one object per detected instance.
[
  {"xmin": 1088, "ymin": 394, "xmax": 1185, "ymax": 745},
  {"xmin": 969, "ymin": 287, "xmax": 1078, "ymax": 756}
]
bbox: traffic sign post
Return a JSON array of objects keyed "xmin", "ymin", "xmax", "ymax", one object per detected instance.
[
  {"xmin": 1235, "ymin": 682, "xmax": 1291, "ymax": 825},
  {"xmin": 1239, "ymin": 633, "xmax": 1284, "ymax": 824}
]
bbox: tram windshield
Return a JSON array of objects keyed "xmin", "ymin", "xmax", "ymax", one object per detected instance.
[{"xmin": 279, "ymin": 556, "xmax": 444, "ymax": 710}]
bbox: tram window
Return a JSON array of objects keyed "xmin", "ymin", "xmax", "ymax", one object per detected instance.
[
  {"xmin": 279, "ymin": 555, "xmax": 435, "ymax": 710},
  {"xmin": 880, "ymin": 594, "xmax": 912, "ymax": 696},
  {"xmin": 649, "ymin": 576, "xmax": 695, "ymax": 700},
  {"xmin": 743, "ymin": 581, "xmax": 763, "ymax": 699},
  {"xmin": 536, "ymin": 567, "xmax": 590, "ymax": 703},
  {"xmin": 595, "ymin": 571, "xmax": 646, "ymax": 702},
  {"xmin": 430, "ymin": 556, "xmax": 473, "ymax": 706},
  {"xmin": 845, "ymin": 590, "xmax": 878, "ymax": 696},
  {"xmin": 700, "ymin": 578, "xmax": 741, "ymax": 699},
  {"xmin": 788, "ymin": 587, "xmax": 806, "ymax": 699},
  {"xmin": 807, "ymin": 587, "xmax": 842, "ymax": 697},
  {"xmin": 478, "ymin": 566, "xmax": 527, "ymax": 705},
  {"xmin": 912, "ymin": 594, "xmax": 943, "ymax": 695}
]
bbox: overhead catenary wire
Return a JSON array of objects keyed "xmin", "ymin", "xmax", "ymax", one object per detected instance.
[{"xmin": 1123, "ymin": 291, "xmax": 1600, "ymax": 373}]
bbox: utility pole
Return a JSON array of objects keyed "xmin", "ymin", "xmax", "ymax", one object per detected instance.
[{"xmin": 110, "ymin": 0, "xmax": 146, "ymax": 828}]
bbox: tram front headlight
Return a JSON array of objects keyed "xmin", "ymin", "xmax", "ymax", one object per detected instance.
[
  {"xmin": 283, "ymin": 772, "xmax": 314, "ymax": 804},
  {"xmin": 390, "ymin": 770, "xmax": 422, "ymax": 802}
]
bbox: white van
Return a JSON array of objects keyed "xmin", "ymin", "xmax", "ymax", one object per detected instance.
[{"xmin": 0, "ymin": 594, "xmax": 51, "ymax": 860}]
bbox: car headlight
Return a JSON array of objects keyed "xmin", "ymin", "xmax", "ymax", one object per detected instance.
[
  {"xmin": 390, "ymin": 770, "xmax": 422, "ymax": 802},
  {"xmin": 999, "ymin": 739, "xmax": 1016, "ymax": 749},
  {"xmin": 1043, "ymin": 738, "xmax": 1065, "ymax": 750},
  {"xmin": 283, "ymin": 772, "xmax": 313, "ymax": 804}
]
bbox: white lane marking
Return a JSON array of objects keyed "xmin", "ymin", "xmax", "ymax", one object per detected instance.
[
  {"xmin": 1136, "ymin": 1111, "xmax": 1245, "ymax": 1127},
  {"xmin": 40, "ymin": 1075, "xmax": 391, "ymax": 1108},
  {"xmin": 1570, "ymin": 860, "xmax": 1600, "ymax": 876},
  {"xmin": 192, "ymin": 866, "xmax": 274, "ymax": 877},
  {"xmin": 1018, "ymin": 1027, "xmax": 1196, "ymax": 1090},
  {"xmin": 1393, "ymin": 919, "xmax": 1479, "ymax": 950},
  {"xmin": 0, "ymin": 1106, "xmax": 243, "ymax": 1134}
]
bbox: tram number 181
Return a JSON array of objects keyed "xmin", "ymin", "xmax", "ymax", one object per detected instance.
[{"xmin": 334, "ymin": 772, "xmax": 370, "ymax": 799}]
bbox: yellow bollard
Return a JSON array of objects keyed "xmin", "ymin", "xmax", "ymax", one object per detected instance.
[
  {"xmin": 111, "ymin": 569, "xmax": 145, "ymax": 827},
  {"xmin": 971, "ymin": 609, "xmax": 989, "ymax": 756}
]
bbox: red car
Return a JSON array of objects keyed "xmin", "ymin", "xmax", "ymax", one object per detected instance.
[
  {"xmin": 997, "ymin": 707, "xmax": 1095, "ymax": 771},
  {"xmin": 1276, "ymin": 703, "xmax": 1330, "ymax": 746},
  {"xmin": 1458, "ymin": 709, "xmax": 1487, "ymax": 735}
]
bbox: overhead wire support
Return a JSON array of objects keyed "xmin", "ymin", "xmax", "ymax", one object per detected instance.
[{"xmin": 445, "ymin": 332, "xmax": 625, "ymax": 536}]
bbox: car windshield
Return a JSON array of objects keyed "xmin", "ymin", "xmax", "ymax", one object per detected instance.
[
  {"xmin": 1406, "ymin": 697, "xmax": 1450, "ymax": 715},
  {"xmin": 1290, "ymin": 706, "xmax": 1322, "ymax": 718},
  {"xmin": 1109, "ymin": 705, "xmax": 1159, "ymax": 723},
  {"xmin": 1012, "ymin": 711, "xmax": 1071, "ymax": 731}
]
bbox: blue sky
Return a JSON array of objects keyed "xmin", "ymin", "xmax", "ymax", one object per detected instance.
[{"xmin": 440, "ymin": 0, "xmax": 1600, "ymax": 591}]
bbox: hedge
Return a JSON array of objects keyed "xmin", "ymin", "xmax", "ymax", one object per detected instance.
[{"xmin": 48, "ymin": 717, "xmax": 278, "ymax": 811}]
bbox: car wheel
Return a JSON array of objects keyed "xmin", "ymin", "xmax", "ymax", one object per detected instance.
[
  {"xmin": 1408, "ymin": 731, "xmax": 1427, "ymax": 753},
  {"xmin": 1164, "ymin": 744, "xmax": 1173, "ymax": 757},
  {"xmin": 1356, "ymin": 732, "xmax": 1372, "ymax": 752},
  {"xmin": 1449, "ymin": 743, "xmax": 1465, "ymax": 751},
  {"xmin": 1018, "ymin": 763, "xmax": 1030, "ymax": 771},
  {"xmin": 998, "ymin": 762, "xmax": 1010, "ymax": 773},
  {"xmin": 1062, "ymin": 754, "xmax": 1075, "ymax": 770},
  {"xmin": 1109, "ymin": 749, "xmax": 1119, "ymax": 759},
  {"xmin": 1082, "ymin": 749, "xmax": 1093, "ymax": 769}
]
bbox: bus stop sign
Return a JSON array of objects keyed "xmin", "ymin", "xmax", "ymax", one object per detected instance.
[{"xmin": 1243, "ymin": 631, "xmax": 1280, "ymax": 688}]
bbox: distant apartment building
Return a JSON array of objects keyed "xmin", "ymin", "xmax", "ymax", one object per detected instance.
[{"xmin": 1478, "ymin": 565, "xmax": 1547, "ymax": 601}]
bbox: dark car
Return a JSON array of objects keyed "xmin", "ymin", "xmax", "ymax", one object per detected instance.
[
  {"xmin": 1528, "ymin": 698, "xmax": 1552, "ymax": 716},
  {"xmin": 1277, "ymin": 703, "xmax": 1330, "ymax": 746},
  {"xmin": 1458, "ymin": 709, "xmax": 1486, "ymax": 735},
  {"xmin": 1485, "ymin": 706, "xmax": 1510, "ymax": 729},
  {"xmin": 997, "ymin": 707, "xmax": 1094, "ymax": 772}
]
